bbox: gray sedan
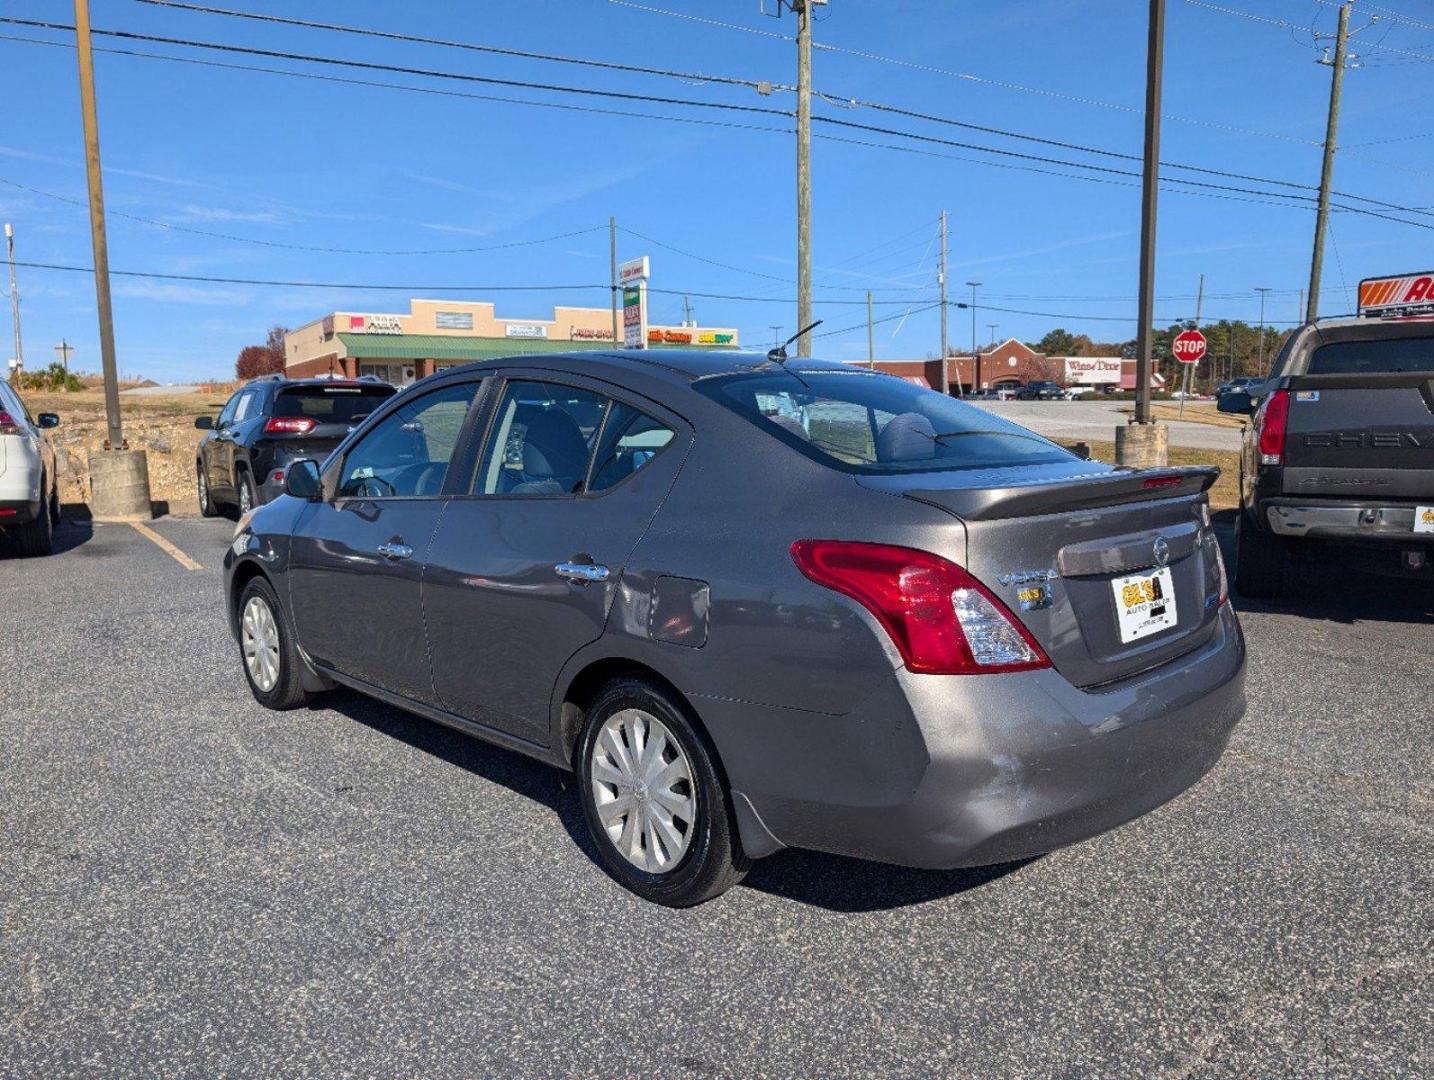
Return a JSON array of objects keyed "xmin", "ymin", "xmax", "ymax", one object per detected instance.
[{"xmin": 223, "ymin": 350, "xmax": 1246, "ymax": 906}]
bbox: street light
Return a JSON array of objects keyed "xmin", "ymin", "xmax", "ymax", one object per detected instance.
[{"xmin": 965, "ymin": 281, "xmax": 982, "ymax": 388}]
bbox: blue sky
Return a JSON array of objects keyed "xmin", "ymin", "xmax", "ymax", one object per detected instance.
[{"xmin": 1, "ymin": 0, "xmax": 1431, "ymax": 382}]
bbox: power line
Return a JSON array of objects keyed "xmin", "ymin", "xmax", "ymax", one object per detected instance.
[{"xmin": 1186, "ymin": 0, "xmax": 1434, "ymax": 60}]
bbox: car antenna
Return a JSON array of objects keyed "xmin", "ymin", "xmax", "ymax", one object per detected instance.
[{"xmin": 766, "ymin": 321, "xmax": 823, "ymax": 364}]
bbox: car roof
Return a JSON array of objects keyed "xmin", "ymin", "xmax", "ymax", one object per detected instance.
[{"xmin": 428, "ymin": 349, "xmax": 870, "ymax": 384}]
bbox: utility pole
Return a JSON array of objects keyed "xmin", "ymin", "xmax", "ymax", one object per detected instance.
[
  {"xmin": 966, "ymin": 280, "xmax": 981, "ymax": 390},
  {"xmin": 770, "ymin": 325, "xmax": 783, "ymax": 349},
  {"xmin": 75, "ymin": 0, "xmax": 151, "ymax": 519},
  {"xmin": 1307, "ymin": 1, "xmax": 1352, "ymax": 324},
  {"xmin": 938, "ymin": 211, "xmax": 949, "ymax": 395},
  {"xmin": 794, "ymin": 0, "xmax": 813, "ymax": 357},
  {"xmin": 609, "ymin": 216, "xmax": 619, "ymax": 346},
  {"xmin": 54, "ymin": 339, "xmax": 75, "ymax": 373},
  {"xmin": 1298, "ymin": 288, "xmax": 1305, "ymax": 326},
  {"xmin": 986, "ymin": 323, "xmax": 998, "ymax": 347},
  {"xmin": 1132, "ymin": 0, "xmax": 1164, "ymax": 433},
  {"xmin": 866, "ymin": 290, "xmax": 874, "ymax": 370},
  {"xmin": 1255, "ymin": 286, "xmax": 1272, "ymax": 377},
  {"xmin": 4, "ymin": 224, "xmax": 22, "ymax": 377}
]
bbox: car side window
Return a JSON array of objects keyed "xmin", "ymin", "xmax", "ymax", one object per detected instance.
[
  {"xmin": 588, "ymin": 402, "xmax": 675, "ymax": 493},
  {"xmin": 337, "ymin": 381, "xmax": 480, "ymax": 499},
  {"xmin": 477, "ymin": 380, "xmax": 607, "ymax": 496},
  {"xmin": 232, "ymin": 388, "xmax": 258, "ymax": 423},
  {"xmin": 218, "ymin": 391, "xmax": 242, "ymax": 428}
]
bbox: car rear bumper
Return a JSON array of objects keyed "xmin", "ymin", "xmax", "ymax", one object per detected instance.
[
  {"xmin": 709, "ymin": 602, "xmax": 1246, "ymax": 869},
  {"xmin": 1262, "ymin": 498, "xmax": 1434, "ymax": 542},
  {"xmin": 0, "ymin": 497, "xmax": 41, "ymax": 525}
]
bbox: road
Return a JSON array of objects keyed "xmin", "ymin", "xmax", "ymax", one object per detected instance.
[
  {"xmin": 971, "ymin": 399, "xmax": 1244, "ymax": 452},
  {"xmin": 2, "ymin": 515, "xmax": 1429, "ymax": 1078}
]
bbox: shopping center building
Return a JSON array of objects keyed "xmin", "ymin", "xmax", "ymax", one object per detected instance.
[{"xmin": 283, "ymin": 298, "xmax": 740, "ymax": 385}]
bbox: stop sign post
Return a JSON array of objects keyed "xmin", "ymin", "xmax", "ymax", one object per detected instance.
[{"xmin": 1171, "ymin": 329, "xmax": 1208, "ymax": 417}]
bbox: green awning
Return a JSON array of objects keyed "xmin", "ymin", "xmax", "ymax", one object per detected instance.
[{"xmin": 338, "ymin": 332, "xmax": 739, "ymax": 361}]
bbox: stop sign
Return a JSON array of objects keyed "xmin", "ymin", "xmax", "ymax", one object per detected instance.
[{"xmin": 1172, "ymin": 329, "xmax": 1208, "ymax": 365}]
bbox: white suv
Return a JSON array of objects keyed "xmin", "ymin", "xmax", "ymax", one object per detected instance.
[{"xmin": 0, "ymin": 378, "xmax": 61, "ymax": 556}]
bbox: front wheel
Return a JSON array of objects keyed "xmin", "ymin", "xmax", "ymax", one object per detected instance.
[
  {"xmin": 576, "ymin": 679, "xmax": 749, "ymax": 907},
  {"xmin": 237, "ymin": 577, "xmax": 311, "ymax": 710}
]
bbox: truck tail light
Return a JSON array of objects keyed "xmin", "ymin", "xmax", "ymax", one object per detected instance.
[
  {"xmin": 1256, "ymin": 389, "xmax": 1289, "ymax": 466},
  {"xmin": 264, "ymin": 417, "xmax": 317, "ymax": 435},
  {"xmin": 0, "ymin": 410, "xmax": 20, "ymax": 435},
  {"xmin": 790, "ymin": 540, "xmax": 1050, "ymax": 674}
]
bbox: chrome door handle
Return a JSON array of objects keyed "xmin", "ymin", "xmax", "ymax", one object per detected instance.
[
  {"xmin": 555, "ymin": 561, "xmax": 610, "ymax": 584},
  {"xmin": 377, "ymin": 542, "xmax": 414, "ymax": 561}
]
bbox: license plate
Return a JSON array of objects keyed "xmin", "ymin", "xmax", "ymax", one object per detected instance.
[
  {"xmin": 1416, "ymin": 506, "xmax": 1434, "ymax": 534},
  {"xmin": 1112, "ymin": 567, "xmax": 1178, "ymax": 644}
]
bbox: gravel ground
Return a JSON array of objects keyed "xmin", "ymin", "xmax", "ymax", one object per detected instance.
[{"xmin": 1, "ymin": 516, "xmax": 1428, "ymax": 1079}]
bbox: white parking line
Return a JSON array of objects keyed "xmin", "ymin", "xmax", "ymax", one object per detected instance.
[{"xmin": 131, "ymin": 522, "xmax": 204, "ymax": 571}]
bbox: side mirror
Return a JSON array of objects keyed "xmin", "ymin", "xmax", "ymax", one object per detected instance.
[
  {"xmin": 195, "ymin": 415, "xmax": 214, "ymax": 430},
  {"xmin": 37, "ymin": 413, "xmax": 60, "ymax": 429},
  {"xmin": 284, "ymin": 459, "xmax": 323, "ymax": 500},
  {"xmin": 1217, "ymin": 391, "xmax": 1254, "ymax": 416}
]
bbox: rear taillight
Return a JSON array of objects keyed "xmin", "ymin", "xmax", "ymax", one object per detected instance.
[
  {"xmin": 0, "ymin": 410, "xmax": 19, "ymax": 435},
  {"xmin": 1142, "ymin": 475, "xmax": 1182, "ymax": 490},
  {"xmin": 264, "ymin": 417, "xmax": 317, "ymax": 435},
  {"xmin": 1256, "ymin": 389, "xmax": 1290, "ymax": 466},
  {"xmin": 790, "ymin": 540, "xmax": 1050, "ymax": 675}
]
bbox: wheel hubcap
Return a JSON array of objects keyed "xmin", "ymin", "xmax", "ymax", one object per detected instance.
[
  {"xmin": 241, "ymin": 596, "xmax": 281, "ymax": 692},
  {"xmin": 198, "ymin": 472, "xmax": 207, "ymax": 508},
  {"xmin": 590, "ymin": 709, "xmax": 697, "ymax": 873},
  {"xmin": 239, "ymin": 482, "xmax": 251, "ymax": 514}
]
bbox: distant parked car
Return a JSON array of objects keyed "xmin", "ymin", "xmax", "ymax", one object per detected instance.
[
  {"xmin": 224, "ymin": 350, "xmax": 1245, "ymax": 906},
  {"xmin": 195, "ymin": 375, "xmax": 397, "ymax": 516},
  {"xmin": 0, "ymin": 378, "xmax": 61, "ymax": 556},
  {"xmin": 1215, "ymin": 377, "xmax": 1263, "ymax": 399},
  {"xmin": 1015, "ymin": 380, "xmax": 1065, "ymax": 401}
]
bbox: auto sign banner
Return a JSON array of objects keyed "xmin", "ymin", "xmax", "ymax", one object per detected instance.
[{"xmin": 1357, "ymin": 272, "xmax": 1434, "ymax": 318}]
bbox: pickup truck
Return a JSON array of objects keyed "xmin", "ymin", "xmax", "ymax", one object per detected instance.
[{"xmin": 1218, "ymin": 307, "xmax": 1433, "ymax": 598}]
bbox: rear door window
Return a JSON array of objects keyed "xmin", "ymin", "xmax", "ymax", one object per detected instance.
[
  {"xmin": 1307, "ymin": 336, "xmax": 1434, "ymax": 375},
  {"xmin": 588, "ymin": 403, "xmax": 675, "ymax": 493},
  {"xmin": 476, "ymin": 381, "xmax": 607, "ymax": 496}
]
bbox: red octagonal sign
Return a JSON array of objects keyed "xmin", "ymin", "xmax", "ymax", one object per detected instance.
[{"xmin": 1172, "ymin": 329, "xmax": 1208, "ymax": 365}]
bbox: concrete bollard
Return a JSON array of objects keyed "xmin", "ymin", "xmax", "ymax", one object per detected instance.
[
  {"xmin": 1114, "ymin": 422, "xmax": 1168, "ymax": 468},
  {"xmin": 88, "ymin": 448, "xmax": 153, "ymax": 522}
]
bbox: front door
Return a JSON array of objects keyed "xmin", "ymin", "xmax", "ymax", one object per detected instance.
[
  {"xmin": 288, "ymin": 378, "xmax": 484, "ymax": 702},
  {"xmin": 422, "ymin": 375, "xmax": 687, "ymax": 746}
]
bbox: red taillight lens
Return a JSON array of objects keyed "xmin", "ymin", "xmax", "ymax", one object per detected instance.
[
  {"xmin": 1142, "ymin": 475, "xmax": 1182, "ymax": 490},
  {"xmin": 1256, "ymin": 389, "xmax": 1290, "ymax": 466},
  {"xmin": 264, "ymin": 416, "xmax": 317, "ymax": 435},
  {"xmin": 0, "ymin": 410, "xmax": 19, "ymax": 435},
  {"xmin": 790, "ymin": 540, "xmax": 1050, "ymax": 675}
]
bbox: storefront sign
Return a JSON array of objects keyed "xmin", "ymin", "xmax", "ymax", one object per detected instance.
[
  {"xmin": 698, "ymin": 332, "xmax": 735, "ymax": 345},
  {"xmin": 505, "ymin": 323, "xmax": 549, "ymax": 339},
  {"xmin": 619, "ymin": 256, "xmax": 650, "ymax": 284},
  {"xmin": 571, "ymin": 327, "xmax": 615, "ymax": 340},
  {"xmin": 349, "ymin": 313, "xmax": 403, "ymax": 334},
  {"xmin": 651, "ymin": 329, "xmax": 692, "ymax": 344},
  {"xmin": 1063, "ymin": 356, "xmax": 1123, "ymax": 384},
  {"xmin": 436, "ymin": 311, "xmax": 474, "ymax": 330},
  {"xmin": 622, "ymin": 284, "xmax": 647, "ymax": 349}
]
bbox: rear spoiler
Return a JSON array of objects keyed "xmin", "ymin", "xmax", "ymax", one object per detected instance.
[{"xmin": 905, "ymin": 466, "xmax": 1218, "ymax": 522}]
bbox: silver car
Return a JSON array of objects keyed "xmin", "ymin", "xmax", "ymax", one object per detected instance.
[{"xmin": 224, "ymin": 351, "xmax": 1246, "ymax": 906}]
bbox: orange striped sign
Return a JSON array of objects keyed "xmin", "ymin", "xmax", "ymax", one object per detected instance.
[{"xmin": 1357, "ymin": 272, "xmax": 1434, "ymax": 316}]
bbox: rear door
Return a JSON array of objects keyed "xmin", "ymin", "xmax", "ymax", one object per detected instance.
[
  {"xmin": 288, "ymin": 378, "xmax": 485, "ymax": 702},
  {"xmin": 421, "ymin": 373, "xmax": 688, "ymax": 746},
  {"xmin": 1282, "ymin": 333, "xmax": 1434, "ymax": 499},
  {"xmin": 203, "ymin": 390, "xmax": 244, "ymax": 500}
]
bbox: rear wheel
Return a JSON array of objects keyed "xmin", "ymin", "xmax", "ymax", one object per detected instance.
[
  {"xmin": 237, "ymin": 577, "xmax": 311, "ymax": 710},
  {"xmin": 576, "ymin": 678, "xmax": 749, "ymax": 907},
  {"xmin": 237, "ymin": 471, "xmax": 257, "ymax": 517},
  {"xmin": 15, "ymin": 476, "xmax": 55, "ymax": 557},
  {"xmin": 1234, "ymin": 508, "xmax": 1287, "ymax": 598},
  {"xmin": 197, "ymin": 464, "xmax": 219, "ymax": 517}
]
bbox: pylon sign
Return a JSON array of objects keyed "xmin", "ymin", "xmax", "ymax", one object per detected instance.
[
  {"xmin": 620, "ymin": 256, "xmax": 650, "ymax": 349},
  {"xmin": 1172, "ymin": 329, "xmax": 1208, "ymax": 365}
]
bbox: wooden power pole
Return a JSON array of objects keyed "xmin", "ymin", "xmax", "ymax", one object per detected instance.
[
  {"xmin": 794, "ymin": 1, "xmax": 813, "ymax": 357},
  {"xmin": 1307, "ymin": 1, "xmax": 1351, "ymax": 324}
]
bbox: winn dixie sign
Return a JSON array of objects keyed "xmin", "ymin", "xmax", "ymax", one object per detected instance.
[
  {"xmin": 1358, "ymin": 272, "xmax": 1434, "ymax": 318},
  {"xmin": 1063, "ymin": 356, "xmax": 1122, "ymax": 384}
]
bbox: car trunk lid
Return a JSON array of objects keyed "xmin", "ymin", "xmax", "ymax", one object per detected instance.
[{"xmin": 861, "ymin": 461, "xmax": 1225, "ymax": 687}]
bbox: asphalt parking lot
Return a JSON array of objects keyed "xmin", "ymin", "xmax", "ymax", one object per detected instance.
[
  {"xmin": 972, "ymin": 400, "xmax": 1243, "ymax": 451},
  {"xmin": 2, "ymin": 514, "xmax": 1430, "ymax": 1078}
]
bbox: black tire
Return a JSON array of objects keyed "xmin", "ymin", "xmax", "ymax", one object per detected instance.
[
  {"xmin": 236, "ymin": 576, "xmax": 311, "ymax": 711},
  {"xmin": 48, "ymin": 481, "xmax": 61, "ymax": 526},
  {"xmin": 14, "ymin": 476, "xmax": 54, "ymax": 557},
  {"xmin": 236, "ymin": 471, "xmax": 257, "ymax": 518},
  {"xmin": 1234, "ymin": 508, "xmax": 1287, "ymax": 599},
  {"xmin": 197, "ymin": 463, "xmax": 220, "ymax": 517},
  {"xmin": 576, "ymin": 678, "xmax": 749, "ymax": 907}
]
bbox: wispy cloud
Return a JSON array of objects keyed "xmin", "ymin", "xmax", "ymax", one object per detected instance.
[
  {"xmin": 953, "ymin": 230, "xmax": 1134, "ymax": 271},
  {"xmin": 113, "ymin": 281, "xmax": 253, "ymax": 306},
  {"xmin": 169, "ymin": 204, "xmax": 285, "ymax": 225}
]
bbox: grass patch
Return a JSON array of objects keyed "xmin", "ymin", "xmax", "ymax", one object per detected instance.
[{"xmin": 1057, "ymin": 439, "xmax": 1241, "ymax": 511}]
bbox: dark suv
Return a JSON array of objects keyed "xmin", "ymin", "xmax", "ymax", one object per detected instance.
[
  {"xmin": 1016, "ymin": 380, "xmax": 1065, "ymax": 401},
  {"xmin": 196, "ymin": 376, "xmax": 396, "ymax": 516}
]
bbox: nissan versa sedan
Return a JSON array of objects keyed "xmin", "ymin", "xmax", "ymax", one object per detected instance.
[{"xmin": 223, "ymin": 351, "xmax": 1246, "ymax": 906}]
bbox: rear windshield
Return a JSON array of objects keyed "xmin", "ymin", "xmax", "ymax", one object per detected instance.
[
  {"xmin": 1308, "ymin": 336, "xmax": 1434, "ymax": 375},
  {"xmin": 700, "ymin": 369, "xmax": 1075, "ymax": 474},
  {"xmin": 274, "ymin": 385, "xmax": 394, "ymax": 422}
]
